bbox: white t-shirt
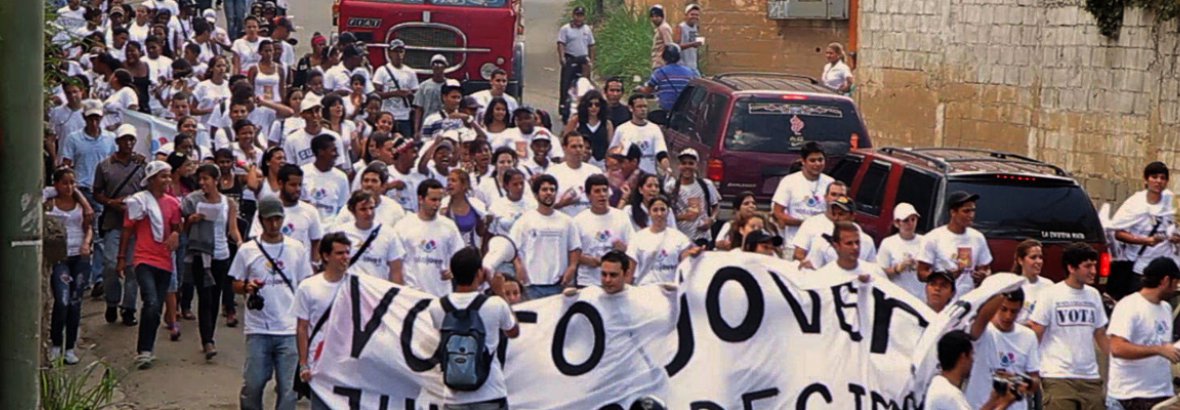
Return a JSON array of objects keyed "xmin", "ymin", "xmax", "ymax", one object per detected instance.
[
  {"xmin": 1017, "ymin": 277, "xmax": 1054, "ymax": 325},
  {"xmin": 372, "ymin": 63, "xmax": 420, "ymax": 121},
  {"xmin": 509, "ymin": 210, "xmax": 582, "ymax": 286},
  {"xmin": 805, "ymin": 230, "xmax": 877, "ymax": 269},
  {"xmin": 387, "ymin": 167, "xmax": 428, "ymax": 213},
  {"xmin": 1108, "ymin": 292, "xmax": 1175, "ymax": 400},
  {"xmin": 488, "ymin": 195, "xmax": 537, "ymax": 237},
  {"xmin": 231, "ymin": 37, "xmax": 262, "ymax": 73},
  {"xmin": 428, "ymin": 292, "xmax": 517, "ymax": 404},
  {"xmin": 248, "ymin": 201, "xmax": 324, "ymax": 246},
  {"xmin": 487, "ymin": 127, "xmax": 526, "ymax": 155},
  {"xmin": 229, "ymin": 237, "xmax": 313, "ymax": 335},
  {"xmin": 291, "ymin": 272, "xmax": 345, "ymax": 332},
  {"xmin": 924, "ymin": 375, "xmax": 970, "ymax": 410},
  {"xmin": 393, "ymin": 216, "xmax": 466, "ymax": 297},
  {"xmin": 771, "ymin": 171, "xmax": 834, "ymax": 246},
  {"xmin": 665, "ymin": 177, "xmax": 720, "ymax": 241},
  {"xmin": 102, "ymin": 86, "xmax": 139, "ymax": 128},
  {"xmin": 573, "ymin": 208, "xmax": 635, "ymax": 286},
  {"xmin": 547, "ymin": 162, "xmax": 603, "ymax": 217},
  {"xmin": 300, "ymin": 163, "xmax": 350, "ymax": 227},
  {"xmin": 193, "ymin": 79, "xmax": 231, "ymax": 123},
  {"xmin": 609, "ymin": 121, "xmax": 668, "ymax": 175},
  {"xmin": 876, "ymin": 233, "xmax": 926, "ymax": 302},
  {"xmin": 964, "ymin": 323, "xmax": 1041, "ymax": 410},
  {"xmin": 790, "ymin": 213, "xmax": 835, "ymax": 254},
  {"xmin": 627, "ymin": 228, "xmax": 692, "ymax": 285},
  {"xmin": 917, "ymin": 225, "xmax": 993, "ymax": 296},
  {"xmin": 334, "ymin": 198, "xmax": 406, "ymax": 229},
  {"xmin": 822, "ymin": 61, "xmax": 853, "ymax": 92},
  {"xmin": 268, "ymin": 117, "xmax": 304, "ymax": 146},
  {"xmin": 1027, "ymin": 282, "xmax": 1108, "ymax": 379},
  {"xmin": 327, "ymin": 223, "xmax": 405, "ymax": 281},
  {"xmin": 283, "ymin": 128, "xmax": 350, "ymax": 171},
  {"xmin": 470, "ymin": 90, "xmax": 518, "ymax": 122}
]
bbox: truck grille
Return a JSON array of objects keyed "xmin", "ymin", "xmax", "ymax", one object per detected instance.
[{"xmin": 394, "ymin": 26, "xmax": 463, "ymax": 71}]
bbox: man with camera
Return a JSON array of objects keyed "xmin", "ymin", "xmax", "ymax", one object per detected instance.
[
  {"xmin": 963, "ymin": 289, "xmax": 1041, "ymax": 409},
  {"xmin": 230, "ymin": 195, "xmax": 314, "ymax": 410},
  {"xmin": 1108, "ymin": 257, "xmax": 1180, "ymax": 410},
  {"xmin": 927, "ymin": 330, "xmax": 1022, "ymax": 410}
]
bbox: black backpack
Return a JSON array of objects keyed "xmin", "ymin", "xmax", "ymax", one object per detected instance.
[{"xmin": 438, "ymin": 294, "xmax": 493, "ymax": 391}]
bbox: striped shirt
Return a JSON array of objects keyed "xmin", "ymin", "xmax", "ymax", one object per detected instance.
[{"xmin": 646, "ymin": 64, "xmax": 699, "ymax": 110}]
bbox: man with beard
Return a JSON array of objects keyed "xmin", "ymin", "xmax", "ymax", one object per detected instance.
[
  {"xmin": 392, "ymin": 179, "xmax": 465, "ymax": 295},
  {"xmin": 326, "ymin": 191, "xmax": 404, "ymax": 282},
  {"xmin": 573, "ymin": 175, "xmax": 633, "ymax": 287},
  {"xmin": 248, "ymin": 164, "xmax": 323, "ymax": 265},
  {"xmin": 609, "ymin": 95, "xmax": 669, "ymax": 176},
  {"xmin": 510, "ymin": 174, "xmax": 582, "ymax": 299}
]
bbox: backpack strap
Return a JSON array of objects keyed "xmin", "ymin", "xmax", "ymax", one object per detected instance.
[
  {"xmin": 698, "ymin": 178, "xmax": 713, "ymax": 217},
  {"xmin": 467, "ymin": 294, "xmax": 489, "ymax": 312},
  {"xmin": 440, "ymin": 296, "xmax": 457, "ymax": 314}
]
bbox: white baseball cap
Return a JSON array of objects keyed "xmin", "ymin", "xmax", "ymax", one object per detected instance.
[
  {"xmin": 82, "ymin": 99, "xmax": 104, "ymax": 117},
  {"xmin": 202, "ymin": 9, "xmax": 216, "ymax": 22},
  {"xmin": 141, "ymin": 160, "xmax": 172, "ymax": 187},
  {"xmin": 430, "ymin": 54, "xmax": 448, "ymax": 65},
  {"xmin": 893, "ymin": 202, "xmax": 920, "ymax": 220},
  {"xmin": 115, "ymin": 123, "xmax": 138, "ymax": 139},
  {"xmin": 677, "ymin": 147, "xmax": 699, "ymax": 161},
  {"xmin": 299, "ymin": 94, "xmax": 323, "ymax": 112}
]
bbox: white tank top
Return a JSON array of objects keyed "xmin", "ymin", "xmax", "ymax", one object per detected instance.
[
  {"xmin": 253, "ymin": 67, "xmax": 282, "ymax": 103},
  {"xmin": 50, "ymin": 202, "xmax": 85, "ymax": 257},
  {"xmin": 209, "ymin": 199, "xmax": 231, "ymax": 260}
]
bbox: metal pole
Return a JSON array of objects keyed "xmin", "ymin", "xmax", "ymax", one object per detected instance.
[{"xmin": 0, "ymin": 0, "xmax": 46, "ymax": 408}]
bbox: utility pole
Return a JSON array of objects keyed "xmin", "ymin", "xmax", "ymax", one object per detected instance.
[{"xmin": 0, "ymin": 0, "xmax": 46, "ymax": 408}]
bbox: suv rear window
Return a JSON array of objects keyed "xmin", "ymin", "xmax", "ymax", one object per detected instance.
[
  {"xmin": 944, "ymin": 177, "xmax": 1104, "ymax": 242},
  {"xmin": 722, "ymin": 97, "xmax": 863, "ymax": 154}
]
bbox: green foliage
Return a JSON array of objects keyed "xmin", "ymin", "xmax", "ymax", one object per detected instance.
[
  {"xmin": 592, "ymin": 5, "xmax": 653, "ymax": 92},
  {"xmin": 40, "ymin": 360, "xmax": 121, "ymax": 410},
  {"xmin": 1084, "ymin": 0, "xmax": 1180, "ymax": 39},
  {"xmin": 564, "ymin": 0, "xmax": 625, "ymax": 25},
  {"xmin": 44, "ymin": 3, "xmax": 75, "ymax": 109}
]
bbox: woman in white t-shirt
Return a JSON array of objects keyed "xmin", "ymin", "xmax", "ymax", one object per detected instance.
[
  {"xmin": 46, "ymin": 168, "xmax": 93, "ymax": 365},
  {"xmin": 714, "ymin": 191, "xmax": 758, "ymax": 250},
  {"xmin": 1012, "ymin": 239, "xmax": 1052, "ymax": 325},
  {"xmin": 481, "ymin": 98, "xmax": 518, "ymax": 151},
  {"xmin": 627, "ymin": 196, "xmax": 701, "ymax": 285},
  {"xmin": 103, "ymin": 68, "xmax": 140, "ymax": 129},
  {"xmin": 821, "ymin": 42, "xmax": 853, "ymax": 95},
  {"xmin": 254, "ymin": 147, "xmax": 287, "ymax": 200},
  {"xmin": 620, "ymin": 173, "xmax": 676, "ymax": 232},
  {"xmin": 322, "ymin": 94, "xmax": 358, "ymax": 162},
  {"xmin": 192, "ymin": 55, "xmax": 231, "ymax": 123},
  {"xmin": 231, "ymin": 16, "xmax": 263, "ymax": 75},
  {"xmin": 876, "ymin": 202, "xmax": 926, "ymax": 301},
  {"xmin": 248, "ymin": 39, "xmax": 285, "ymax": 104},
  {"xmin": 488, "ymin": 169, "xmax": 537, "ymax": 237}
]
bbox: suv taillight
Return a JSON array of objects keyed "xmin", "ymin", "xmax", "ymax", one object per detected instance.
[
  {"xmin": 1099, "ymin": 251, "xmax": 1111, "ymax": 277},
  {"xmin": 707, "ymin": 159, "xmax": 723, "ymax": 182}
]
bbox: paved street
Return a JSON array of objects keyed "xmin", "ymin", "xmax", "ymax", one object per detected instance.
[{"xmin": 78, "ymin": 0, "xmax": 564, "ymax": 408}]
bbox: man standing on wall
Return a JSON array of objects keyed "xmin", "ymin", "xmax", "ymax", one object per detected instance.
[
  {"xmin": 674, "ymin": 4, "xmax": 703, "ymax": 72},
  {"xmin": 648, "ymin": 5, "xmax": 675, "ymax": 69}
]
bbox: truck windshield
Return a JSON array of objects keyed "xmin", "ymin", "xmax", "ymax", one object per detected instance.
[
  {"xmin": 722, "ymin": 97, "xmax": 864, "ymax": 154},
  {"xmin": 943, "ymin": 178, "xmax": 1104, "ymax": 242},
  {"xmin": 366, "ymin": 0, "xmax": 507, "ymax": 6}
]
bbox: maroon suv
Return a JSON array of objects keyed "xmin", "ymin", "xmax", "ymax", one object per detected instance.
[
  {"xmin": 831, "ymin": 147, "xmax": 1110, "ymax": 284},
  {"xmin": 649, "ymin": 73, "xmax": 872, "ymax": 205}
]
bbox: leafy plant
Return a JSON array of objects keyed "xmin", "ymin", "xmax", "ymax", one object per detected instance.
[
  {"xmin": 40, "ymin": 360, "xmax": 121, "ymax": 410},
  {"xmin": 592, "ymin": 5, "xmax": 654, "ymax": 91}
]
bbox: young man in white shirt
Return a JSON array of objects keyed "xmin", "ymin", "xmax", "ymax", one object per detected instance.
[
  {"xmin": 813, "ymin": 221, "xmax": 885, "ymax": 282},
  {"xmin": 281, "ymin": 95, "xmax": 349, "ymax": 171},
  {"xmin": 925, "ymin": 271, "xmax": 956, "ymax": 314},
  {"xmin": 1108, "ymin": 257, "xmax": 1180, "ymax": 409},
  {"xmin": 666, "ymin": 148, "xmax": 719, "ymax": 243},
  {"xmin": 609, "ymin": 95, "xmax": 669, "ymax": 176},
  {"xmin": 573, "ymin": 174, "xmax": 634, "ymax": 287},
  {"xmin": 386, "ymin": 137, "xmax": 428, "ymax": 213},
  {"xmin": 917, "ymin": 191, "xmax": 993, "ymax": 296},
  {"xmin": 548, "ymin": 132, "xmax": 602, "ymax": 217},
  {"xmin": 299, "ymin": 134, "xmax": 350, "ymax": 227},
  {"xmin": 964, "ymin": 289, "xmax": 1042, "ymax": 410},
  {"xmin": 327, "ymin": 191, "xmax": 404, "ymax": 282},
  {"xmin": 338, "ymin": 162, "xmax": 406, "ymax": 228},
  {"xmin": 471, "ymin": 69, "xmax": 519, "ymax": 122},
  {"xmin": 429, "ymin": 247, "xmax": 518, "ymax": 409},
  {"xmin": 927, "ymin": 330, "xmax": 1020, "ymax": 410},
  {"xmin": 510, "ymin": 174, "xmax": 582, "ymax": 299},
  {"xmin": 295, "ymin": 233, "xmax": 350, "ymax": 391},
  {"xmin": 248, "ymin": 164, "xmax": 324, "ymax": 265},
  {"xmin": 771, "ymin": 141, "xmax": 833, "ymax": 249},
  {"xmin": 392, "ymin": 179, "xmax": 466, "ymax": 296},
  {"xmin": 1109, "ymin": 161, "xmax": 1179, "ymax": 300},
  {"xmin": 802, "ymin": 200, "xmax": 878, "ymax": 270},
  {"xmin": 372, "ymin": 40, "xmax": 419, "ymax": 139},
  {"xmin": 790, "ymin": 183, "xmax": 849, "ymax": 268},
  {"xmin": 230, "ymin": 195, "xmax": 313, "ymax": 410},
  {"xmin": 1027, "ymin": 242, "xmax": 1109, "ymax": 410}
]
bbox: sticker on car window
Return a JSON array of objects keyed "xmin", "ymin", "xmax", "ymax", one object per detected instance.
[
  {"xmin": 748, "ymin": 103, "xmax": 844, "ymax": 118},
  {"xmin": 790, "ymin": 115, "xmax": 805, "ymax": 135}
]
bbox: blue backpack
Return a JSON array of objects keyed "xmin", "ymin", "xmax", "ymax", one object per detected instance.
[{"xmin": 438, "ymin": 294, "xmax": 492, "ymax": 391}]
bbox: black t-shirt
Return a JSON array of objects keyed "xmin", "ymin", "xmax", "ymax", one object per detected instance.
[{"xmin": 608, "ymin": 103, "xmax": 631, "ymax": 128}]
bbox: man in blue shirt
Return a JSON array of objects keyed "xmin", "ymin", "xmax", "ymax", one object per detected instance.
[
  {"xmin": 60, "ymin": 100, "xmax": 117, "ymax": 293},
  {"xmin": 641, "ymin": 44, "xmax": 699, "ymax": 111}
]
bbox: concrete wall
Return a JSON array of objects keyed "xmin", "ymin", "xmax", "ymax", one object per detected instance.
[
  {"xmin": 623, "ymin": 0, "xmax": 850, "ymax": 76},
  {"xmin": 857, "ymin": 0, "xmax": 1180, "ymax": 204}
]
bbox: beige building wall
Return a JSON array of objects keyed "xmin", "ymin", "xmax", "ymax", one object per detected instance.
[{"xmin": 857, "ymin": 0, "xmax": 1180, "ymax": 203}]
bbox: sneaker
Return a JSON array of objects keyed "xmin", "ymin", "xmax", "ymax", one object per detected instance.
[
  {"xmin": 63, "ymin": 349, "xmax": 80, "ymax": 365},
  {"xmin": 105, "ymin": 307, "xmax": 118, "ymax": 324},
  {"xmin": 122, "ymin": 309, "xmax": 138, "ymax": 327},
  {"xmin": 134, "ymin": 352, "xmax": 154, "ymax": 370},
  {"xmin": 49, "ymin": 346, "xmax": 62, "ymax": 363},
  {"xmin": 90, "ymin": 281, "xmax": 104, "ymax": 299},
  {"xmin": 203, "ymin": 343, "xmax": 218, "ymax": 361}
]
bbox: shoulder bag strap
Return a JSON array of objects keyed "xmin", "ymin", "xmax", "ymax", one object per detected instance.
[
  {"xmin": 108, "ymin": 163, "xmax": 144, "ymax": 198},
  {"xmin": 698, "ymin": 178, "xmax": 713, "ymax": 217},
  {"xmin": 349, "ymin": 225, "xmax": 382, "ymax": 266},
  {"xmin": 308, "ymin": 282, "xmax": 343, "ymax": 338},
  {"xmin": 1137, "ymin": 219, "xmax": 1166, "ymax": 257},
  {"xmin": 256, "ymin": 239, "xmax": 295, "ymax": 292}
]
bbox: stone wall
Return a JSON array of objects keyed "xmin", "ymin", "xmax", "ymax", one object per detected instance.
[
  {"xmin": 857, "ymin": 0, "xmax": 1180, "ymax": 204},
  {"xmin": 623, "ymin": 0, "xmax": 850, "ymax": 76}
]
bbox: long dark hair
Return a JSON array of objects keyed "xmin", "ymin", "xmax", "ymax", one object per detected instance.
[
  {"xmin": 482, "ymin": 97, "xmax": 513, "ymax": 128},
  {"xmin": 260, "ymin": 146, "xmax": 284, "ymax": 178},
  {"xmin": 576, "ymin": 89, "xmax": 609, "ymax": 126},
  {"xmin": 628, "ymin": 172, "xmax": 665, "ymax": 229}
]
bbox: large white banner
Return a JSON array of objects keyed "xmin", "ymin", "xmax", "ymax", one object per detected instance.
[
  {"xmin": 121, "ymin": 110, "xmax": 211, "ymax": 158},
  {"xmin": 310, "ymin": 253, "xmax": 1024, "ymax": 409}
]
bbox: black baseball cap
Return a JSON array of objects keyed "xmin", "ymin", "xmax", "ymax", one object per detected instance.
[
  {"xmin": 829, "ymin": 196, "xmax": 854, "ymax": 212},
  {"xmin": 649, "ymin": 5, "xmax": 665, "ymax": 17},
  {"xmin": 338, "ymin": 32, "xmax": 358, "ymax": 44},
  {"xmin": 946, "ymin": 191, "xmax": 980, "ymax": 210},
  {"xmin": 924, "ymin": 270, "xmax": 955, "ymax": 285},
  {"xmin": 342, "ymin": 45, "xmax": 364, "ymax": 58},
  {"xmin": 745, "ymin": 230, "xmax": 783, "ymax": 247},
  {"xmin": 273, "ymin": 17, "xmax": 296, "ymax": 32},
  {"xmin": 572, "ymin": 6, "xmax": 586, "ymax": 14}
]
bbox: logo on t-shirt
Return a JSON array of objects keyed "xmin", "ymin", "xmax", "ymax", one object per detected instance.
[
  {"xmin": 312, "ymin": 188, "xmax": 327, "ymax": 200},
  {"xmin": 595, "ymin": 230, "xmax": 612, "ymax": 242},
  {"xmin": 999, "ymin": 352, "xmax": 1016, "ymax": 367},
  {"xmin": 281, "ymin": 223, "xmax": 295, "ymax": 236},
  {"xmin": 1156, "ymin": 320, "xmax": 1168, "ymax": 337},
  {"xmin": 265, "ymin": 258, "xmax": 285, "ymax": 272},
  {"xmin": 419, "ymin": 239, "xmax": 438, "ymax": 253}
]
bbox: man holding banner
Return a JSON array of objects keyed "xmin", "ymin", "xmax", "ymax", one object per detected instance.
[{"xmin": 295, "ymin": 233, "xmax": 352, "ymax": 396}]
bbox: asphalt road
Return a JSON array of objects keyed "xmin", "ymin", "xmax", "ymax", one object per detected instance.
[{"xmin": 79, "ymin": 1, "xmax": 565, "ymax": 408}]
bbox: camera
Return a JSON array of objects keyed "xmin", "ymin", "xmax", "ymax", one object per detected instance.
[
  {"xmin": 247, "ymin": 292, "xmax": 265, "ymax": 311},
  {"xmin": 991, "ymin": 371, "xmax": 1032, "ymax": 400}
]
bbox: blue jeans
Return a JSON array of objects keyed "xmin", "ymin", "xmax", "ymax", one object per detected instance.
[
  {"xmin": 224, "ymin": 0, "xmax": 248, "ymax": 39},
  {"xmin": 81, "ymin": 189, "xmax": 104, "ymax": 285},
  {"xmin": 241, "ymin": 334, "xmax": 298, "ymax": 410},
  {"xmin": 102, "ymin": 229, "xmax": 138, "ymax": 310},
  {"xmin": 51, "ymin": 255, "xmax": 90, "ymax": 349},
  {"xmin": 135, "ymin": 264, "xmax": 172, "ymax": 353}
]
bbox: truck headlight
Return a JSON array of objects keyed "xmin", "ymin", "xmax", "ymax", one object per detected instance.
[{"xmin": 480, "ymin": 63, "xmax": 499, "ymax": 80}]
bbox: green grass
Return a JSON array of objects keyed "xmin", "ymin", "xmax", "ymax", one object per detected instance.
[
  {"xmin": 40, "ymin": 360, "xmax": 121, "ymax": 410},
  {"xmin": 589, "ymin": 4, "xmax": 653, "ymax": 92}
]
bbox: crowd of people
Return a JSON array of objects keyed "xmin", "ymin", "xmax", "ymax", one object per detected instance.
[{"xmin": 38, "ymin": 0, "xmax": 1178, "ymax": 409}]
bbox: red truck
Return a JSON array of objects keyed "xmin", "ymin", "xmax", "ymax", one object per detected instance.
[{"xmin": 334, "ymin": 0, "xmax": 524, "ymax": 98}]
